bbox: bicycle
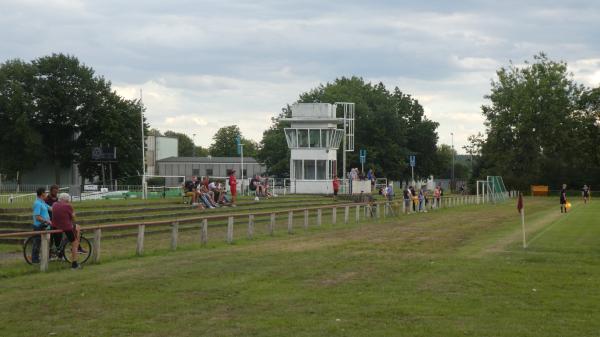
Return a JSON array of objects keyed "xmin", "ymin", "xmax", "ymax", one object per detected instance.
[{"xmin": 23, "ymin": 228, "xmax": 93, "ymax": 265}]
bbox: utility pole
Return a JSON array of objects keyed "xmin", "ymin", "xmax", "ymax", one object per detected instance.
[
  {"xmin": 451, "ymin": 132, "xmax": 455, "ymax": 192},
  {"xmin": 192, "ymin": 133, "xmax": 196, "ymax": 157},
  {"xmin": 140, "ymin": 89, "xmax": 146, "ymax": 199}
]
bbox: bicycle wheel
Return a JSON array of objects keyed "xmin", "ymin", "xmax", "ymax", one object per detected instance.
[
  {"xmin": 63, "ymin": 236, "xmax": 92, "ymax": 264},
  {"xmin": 22, "ymin": 236, "xmax": 39, "ymax": 265}
]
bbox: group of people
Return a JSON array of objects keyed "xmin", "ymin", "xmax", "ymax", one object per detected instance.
[
  {"xmin": 183, "ymin": 175, "xmax": 233, "ymax": 209},
  {"xmin": 249, "ymin": 174, "xmax": 272, "ymax": 199},
  {"xmin": 32, "ymin": 185, "xmax": 82, "ymax": 269},
  {"xmin": 348, "ymin": 168, "xmax": 377, "ymax": 192},
  {"xmin": 559, "ymin": 184, "xmax": 592, "ymax": 213},
  {"xmin": 401, "ymin": 185, "xmax": 444, "ymax": 214}
]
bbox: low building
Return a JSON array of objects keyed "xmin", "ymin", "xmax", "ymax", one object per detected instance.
[{"xmin": 156, "ymin": 156, "xmax": 266, "ymax": 183}]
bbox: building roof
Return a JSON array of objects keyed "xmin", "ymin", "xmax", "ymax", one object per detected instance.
[{"xmin": 157, "ymin": 156, "xmax": 260, "ymax": 164}]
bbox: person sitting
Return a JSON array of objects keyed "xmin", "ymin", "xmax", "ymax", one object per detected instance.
[
  {"xmin": 183, "ymin": 177, "xmax": 199, "ymax": 205},
  {"xmin": 261, "ymin": 175, "xmax": 272, "ymax": 199},
  {"xmin": 250, "ymin": 175, "xmax": 263, "ymax": 197},
  {"xmin": 199, "ymin": 183, "xmax": 219, "ymax": 208},
  {"xmin": 52, "ymin": 193, "xmax": 82, "ymax": 269}
]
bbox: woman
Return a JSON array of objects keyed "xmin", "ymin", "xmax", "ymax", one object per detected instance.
[
  {"xmin": 332, "ymin": 176, "xmax": 340, "ymax": 200},
  {"xmin": 228, "ymin": 169, "xmax": 237, "ymax": 206}
]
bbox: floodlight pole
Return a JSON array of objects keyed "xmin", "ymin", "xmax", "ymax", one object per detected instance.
[
  {"xmin": 240, "ymin": 143, "xmax": 244, "ymax": 196},
  {"xmin": 451, "ymin": 132, "xmax": 455, "ymax": 192},
  {"xmin": 140, "ymin": 89, "xmax": 147, "ymax": 199}
]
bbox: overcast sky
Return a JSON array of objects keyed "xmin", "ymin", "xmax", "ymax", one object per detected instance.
[{"xmin": 2, "ymin": 0, "xmax": 599, "ymax": 152}]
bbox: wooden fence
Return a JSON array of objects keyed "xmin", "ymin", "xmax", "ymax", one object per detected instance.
[{"xmin": 0, "ymin": 193, "xmax": 511, "ymax": 272}]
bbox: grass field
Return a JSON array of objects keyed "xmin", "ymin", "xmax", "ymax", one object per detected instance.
[{"xmin": 1, "ymin": 197, "xmax": 599, "ymax": 336}]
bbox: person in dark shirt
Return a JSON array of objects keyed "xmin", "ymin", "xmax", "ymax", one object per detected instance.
[
  {"xmin": 560, "ymin": 184, "xmax": 568, "ymax": 213},
  {"xmin": 183, "ymin": 177, "xmax": 199, "ymax": 205},
  {"xmin": 45, "ymin": 185, "xmax": 61, "ymax": 250},
  {"xmin": 52, "ymin": 193, "xmax": 82, "ymax": 269}
]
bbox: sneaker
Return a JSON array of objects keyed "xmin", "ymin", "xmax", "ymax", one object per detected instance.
[
  {"xmin": 78, "ymin": 246, "xmax": 87, "ymax": 254},
  {"xmin": 71, "ymin": 261, "xmax": 82, "ymax": 270}
]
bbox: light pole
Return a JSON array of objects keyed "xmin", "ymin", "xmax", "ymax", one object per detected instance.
[
  {"xmin": 192, "ymin": 133, "xmax": 196, "ymax": 157},
  {"xmin": 451, "ymin": 132, "xmax": 455, "ymax": 192},
  {"xmin": 140, "ymin": 89, "xmax": 147, "ymax": 199}
]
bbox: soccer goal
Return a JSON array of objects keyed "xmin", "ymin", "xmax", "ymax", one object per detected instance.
[
  {"xmin": 142, "ymin": 175, "xmax": 185, "ymax": 199},
  {"xmin": 477, "ymin": 176, "xmax": 509, "ymax": 204}
]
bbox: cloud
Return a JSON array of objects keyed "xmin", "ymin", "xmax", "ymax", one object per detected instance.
[{"xmin": 1, "ymin": 0, "xmax": 600, "ymax": 153}]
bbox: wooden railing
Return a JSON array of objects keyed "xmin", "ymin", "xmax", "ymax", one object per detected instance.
[{"xmin": 0, "ymin": 193, "xmax": 502, "ymax": 272}]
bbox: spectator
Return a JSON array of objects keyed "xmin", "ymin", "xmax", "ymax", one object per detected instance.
[
  {"xmin": 228, "ymin": 169, "xmax": 237, "ymax": 206},
  {"xmin": 349, "ymin": 168, "xmax": 358, "ymax": 194},
  {"xmin": 386, "ymin": 184, "xmax": 394, "ymax": 202},
  {"xmin": 250, "ymin": 174, "xmax": 263, "ymax": 197},
  {"xmin": 403, "ymin": 186, "xmax": 411, "ymax": 214},
  {"xmin": 52, "ymin": 193, "xmax": 82, "ymax": 269},
  {"xmin": 31, "ymin": 187, "xmax": 51, "ymax": 263},
  {"xmin": 262, "ymin": 175, "xmax": 272, "ymax": 199},
  {"xmin": 434, "ymin": 186, "xmax": 441, "ymax": 208},
  {"xmin": 410, "ymin": 186, "xmax": 417, "ymax": 212},
  {"xmin": 183, "ymin": 177, "xmax": 199, "ymax": 206},
  {"xmin": 418, "ymin": 189, "xmax": 426, "ymax": 212},
  {"xmin": 582, "ymin": 184, "xmax": 590, "ymax": 204},
  {"xmin": 332, "ymin": 176, "xmax": 340, "ymax": 200},
  {"xmin": 45, "ymin": 185, "xmax": 61, "ymax": 250},
  {"xmin": 367, "ymin": 169, "xmax": 376, "ymax": 190},
  {"xmin": 560, "ymin": 183, "xmax": 568, "ymax": 213}
]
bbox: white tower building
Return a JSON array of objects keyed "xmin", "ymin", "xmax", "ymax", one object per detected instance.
[{"xmin": 283, "ymin": 103, "xmax": 354, "ymax": 194}]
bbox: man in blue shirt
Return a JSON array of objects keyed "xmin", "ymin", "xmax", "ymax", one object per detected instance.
[{"xmin": 32, "ymin": 187, "xmax": 51, "ymax": 263}]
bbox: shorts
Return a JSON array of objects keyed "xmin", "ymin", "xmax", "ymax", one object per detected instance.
[
  {"xmin": 64, "ymin": 229, "xmax": 76, "ymax": 242},
  {"xmin": 230, "ymin": 185, "xmax": 237, "ymax": 196},
  {"xmin": 185, "ymin": 191, "xmax": 195, "ymax": 197},
  {"xmin": 333, "ymin": 190, "xmax": 338, "ymax": 196}
]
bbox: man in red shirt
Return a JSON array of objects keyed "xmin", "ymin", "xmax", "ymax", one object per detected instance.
[{"xmin": 52, "ymin": 193, "xmax": 82, "ymax": 269}]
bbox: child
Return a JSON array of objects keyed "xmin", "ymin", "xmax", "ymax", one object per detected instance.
[
  {"xmin": 228, "ymin": 169, "xmax": 237, "ymax": 206},
  {"xmin": 332, "ymin": 176, "xmax": 340, "ymax": 200}
]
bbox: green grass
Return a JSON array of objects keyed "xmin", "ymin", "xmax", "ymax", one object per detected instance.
[{"xmin": 1, "ymin": 198, "xmax": 599, "ymax": 336}]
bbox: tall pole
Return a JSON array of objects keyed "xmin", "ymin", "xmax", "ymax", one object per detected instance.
[
  {"xmin": 140, "ymin": 89, "xmax": 146, "ymax": 199},
  {"xmin": 192, "ymin": 133, "xmax": 196, "ymax": 157},
  {"xmin": 451, "ymin": 132, "xmax": 455, "ymax": 192},
  {"xmin": 240, "ymin": 144, "xmax": 244, "ymax": 196}
]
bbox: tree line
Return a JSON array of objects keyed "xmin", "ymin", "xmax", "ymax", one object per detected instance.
[{"xmin": 473, "ymin": 53, "xmax": 600, "ymax": 190}]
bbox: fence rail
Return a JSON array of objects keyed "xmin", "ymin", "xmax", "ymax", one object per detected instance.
[{"xmin": 0, "ymin": 191, "xmax": 517, "ymax": 272}]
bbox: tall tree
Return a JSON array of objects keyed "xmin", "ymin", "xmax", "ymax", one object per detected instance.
[
  {"xmin": 0, "ymin": 59, "xmax": 41, "ymax": 183},
  {"xmin": 479, "ymin": 53, "xmax": 598, "ymax": 188},
  {"xmin": 209, "ymin": 125, "xmax": 258, "ymax": 157},
  {"xmin": 257, "ymin": 106, "xmax": 292, "ymax": 176}
]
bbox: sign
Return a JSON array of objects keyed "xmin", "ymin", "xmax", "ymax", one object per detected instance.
[
  {"xmin": 409, "ymin": 155, "xmax": 416, "ymax": 167},
  {"xmin": 84, "ymin": 184, "xmax": 98, "ymax": 191},
  {"xmin": 359, "ymin": 149, "xmax": 367, "ymax": 164},
  {"xmin": 92, "ymin": 147, "xmax": 117, "ymax": 161}
]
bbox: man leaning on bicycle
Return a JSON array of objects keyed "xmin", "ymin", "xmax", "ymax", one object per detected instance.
[{"xmin": 51, "ymin": 193, "xmax": 83, "ymax": 269}]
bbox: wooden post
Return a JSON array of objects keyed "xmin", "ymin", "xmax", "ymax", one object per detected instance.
[
  {"xmin": 92, "ymin": 228, "xmax": 101, "ymax": 263},
  {"xmin": 376, "ymin": 204, "xmax": 381, "ymax": 219},
  {"xmin": 227, "ymin": 216, "xmax": 234, "ymax": 244},
  {"xmin": 317, "ymin": 209, "xmax": 322, "ymax": 226},
  {"xmin": 171, "ymin": 222, "xmax": 179, "ymax": 250},
  {"xmin": 402, "ymin": 199, "xmax": 406, "ymax": 214},
  {"xmin": 303, "ymin": 209, "xmax": 309, "ymax": 229},
  {"xmin": 332, "ymin": 207, "xmax": 337, "ymax": 224},
  {"xmin": 288, "ymin": 211, "xmax": 293, "ymax": 234},
  {"xmin": 269, "ymin": 213, "xmax": 275, "ymax": 236},
  {"xmin": 201, "ymin": 219, "xmax": 208, "ymax": 245},
  {"xmin": 355, "ymin": 205, "xmax": 360, "ymax": 223},
  {"xmin": 136, "ymin": 224, "xmax": 145, "ymax": 255},
  {"xmin": 40, "ymin": 233, "xmax": 49, "ymax": 272},
  {"xmin": 344, "ymin": 206, "xmax": 349, "ymax": 224},
  {"xmin": 248, "ymin": 214, "xmax": 255, "ymax": 239}
]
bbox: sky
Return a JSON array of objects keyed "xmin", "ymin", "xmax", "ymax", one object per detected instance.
[{"xmin": 2, "ymin": 0, "xmax": 600, "ymax": 152}]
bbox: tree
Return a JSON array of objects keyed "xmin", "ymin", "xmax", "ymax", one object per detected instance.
[
  {"xmin": 209, "ymin": 125, "xmax": 258, "ymax": 157},
  {"xmin": 0, "ymin": 59, "xmax": 41, "ymax": 183},
  {"xmin": 480, "ymin": 53, "xmax": 600, "ymax": 188},
  {"xmin": 0, "ymin": 53, "xmax": 147, "ymax": 185},
  {"xmin": 164, "ymin": 131, "xmax": 194, "ymax": 157},
  {"xmin": 257, "ymin": 106, "xmax": 292, "ymax": 176},
  {"xmin": 296, "ymin": 77, "xmax": 439, "ymax": 181}
]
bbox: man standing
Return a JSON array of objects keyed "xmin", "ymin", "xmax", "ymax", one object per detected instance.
[
  {"xmin": 52, "ymin": 193, "xmax": 82, "ymax": 269},
  {"xmin": 582, "ymin": 185, "xmax": 590, "ymax": 204},
  {"xmin": 32, "ymin": 187, "xmax": 51, "ymax": 263},
  {"xmin": 45, "ymin": 185, "xmax": 61, "ymax": 250},
  {"xmin": 560, "ymin": 184, "xmax": 568, "ymax": 213}
]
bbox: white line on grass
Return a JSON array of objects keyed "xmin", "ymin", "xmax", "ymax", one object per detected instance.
[{"xmin": 527, "ymin": 206, "xmax": 578, "ymax": 246}]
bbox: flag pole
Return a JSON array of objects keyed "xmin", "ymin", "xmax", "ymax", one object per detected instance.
[
  {"xmin": 518, "ymin": 192, "xmax": 527, "ymax": 248},
  {"xmin": 521, "ymin": 207, "xmax": 527, "ymax": 248}
]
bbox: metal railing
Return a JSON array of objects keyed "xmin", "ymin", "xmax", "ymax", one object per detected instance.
[{"xmin": 0, "ymin": 192, "xmax": 515, "ymax": 272}]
